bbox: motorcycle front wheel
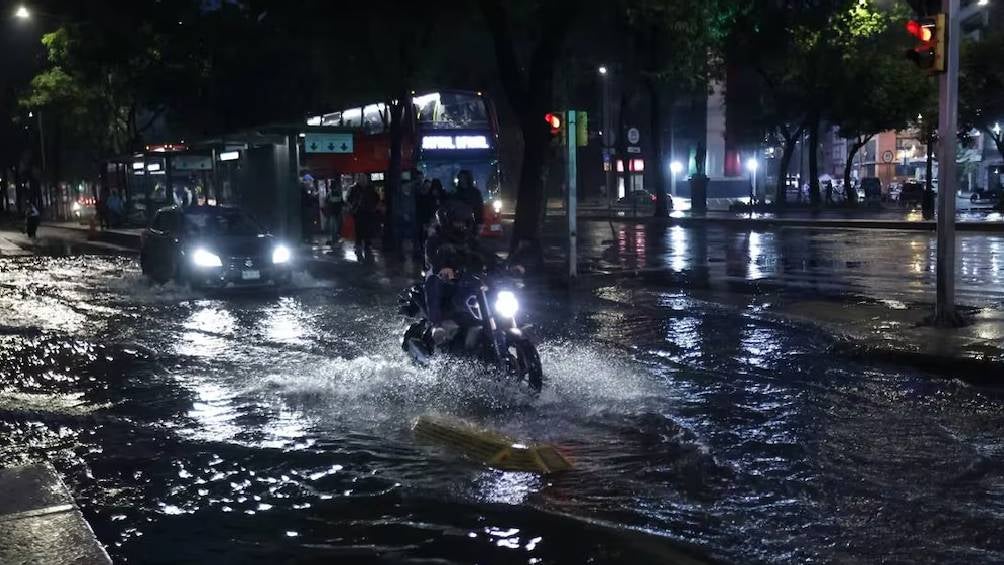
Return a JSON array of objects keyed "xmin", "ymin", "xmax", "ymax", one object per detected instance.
[{"xmin": 506, "ymin": 337, "xmax": 544, "ymax": 393}]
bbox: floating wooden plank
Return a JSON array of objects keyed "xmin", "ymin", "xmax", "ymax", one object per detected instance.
[{"xmin": 413, "ymin": 415, "xmax": 573, "ymax": 474}]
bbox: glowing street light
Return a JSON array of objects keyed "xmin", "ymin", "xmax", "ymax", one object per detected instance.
[
  {"xmin": 14, "ymin": 5, "xmax": 30, "ymax": 19},
  {"xmin": 670, "ymin": 161, "xmax": 684, "ymax": 175},
  {"xmin": 598, "ymin": 65, "xmax": 608, "ymax": 76},
  {"xmin": 746, "ymin": 158, "xmax": 759, "ymax": 205},
  {"xmin": 978, "ymin": 0, "xmax": 989, "ymax": 6}
]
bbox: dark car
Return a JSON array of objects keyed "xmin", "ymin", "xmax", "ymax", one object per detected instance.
[
  {"xmin": 898, "ymin": 181, "xmax": 927, "ymax": 204},
  {"xmin": 617, "ymin": 189, "xmax": 657, "ymax": 206},
  {"xmin": 971, "ymin": 186, "xmax": 1003, "ymax": 203},
  {"xmin": 140, "ymin": 205, "xmax": 293, "ymax": 288},
  {"xmin": 860, "ymin": 177, "xmax": 882, "ymax": 202}
]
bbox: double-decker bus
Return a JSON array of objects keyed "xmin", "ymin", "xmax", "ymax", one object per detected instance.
[{"xmin": 303, "ymin": 90, "xmax": 504, "ymax": 236}]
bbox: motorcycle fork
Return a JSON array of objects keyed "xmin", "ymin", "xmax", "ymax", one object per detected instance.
[{"xmin": 476, "ymin": 290, "xmax": 505, "ymax": 362}]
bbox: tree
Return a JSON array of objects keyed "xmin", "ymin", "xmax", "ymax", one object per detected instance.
[
  {"xmin": 479, "ymin": 0, "xmax": 577, "ymax": 256},
  {"xmin": 830, "ymin": 17, "xmax": 934, "ymax": 204},
  {"xmin": 623, "ymin": 0, "xmax": 739, "ymax": 217},
  {"xmin": 960, "ymin": 11, "xmax": 1004, "ymax": 172}
]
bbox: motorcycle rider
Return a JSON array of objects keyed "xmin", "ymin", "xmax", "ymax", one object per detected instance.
[{"xmin": 423, "ymin": 199, "xmax": 496, "ymax": 345}]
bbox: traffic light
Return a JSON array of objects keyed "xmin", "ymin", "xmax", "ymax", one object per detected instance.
[
  {"xmin": 545, "ymin": 112, "xmax": 563, "ymax": 137},
  {"xmin": 576, "ymin": 111, "xmax": 588, "ymax": 147},
  {"xmin": 906, "ymin": 14, "xmax": 945, "ymax": 74}
]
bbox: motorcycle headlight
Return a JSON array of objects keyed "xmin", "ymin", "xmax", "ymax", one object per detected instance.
[
  {"xmin": 272, "ymin": 245, "xmax": 291, "ymax": 265},
  {"xmin": 492, "ymin": 199, "xmax": 502, "ymax": 214},
  {"xmin": 192, "ymin": 248, "xmax": 223, "ymax": 268},
  {"xmin": 495, "ymin": 290, "xmax": 519, "ymax": 318}
]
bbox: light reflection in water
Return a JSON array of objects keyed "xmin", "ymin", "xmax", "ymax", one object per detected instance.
[
  {"xmin": 669, "ymin": 226, "xmax": 686, "ymax": 272},
  {"xmin": 178, "ymin": 305, "xmax": 235, "ymax": 357},
  {"xmin": 748, "ymin": 232, "xmax": 763, "ymax": 280},
  {"xmin": 263, "ymin": 297, "xmax": 308, "ymax": 345},
  {"xmin": 474, "ymin": 470, "xmax": 541, "ymax": 505}
]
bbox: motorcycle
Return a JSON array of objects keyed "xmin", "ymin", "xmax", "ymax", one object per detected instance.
[{"xmin": 398, "ymin": 270, "xmax": 544, "ymax": 393}]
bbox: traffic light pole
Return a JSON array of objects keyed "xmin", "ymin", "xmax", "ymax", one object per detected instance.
[
  {"xmin": 934, "ymin": 0, "xmax": 961, "ymax": 327},
  {"xmin": 567, "ymin": 110, "xmax": 578, "ymax": 280}
]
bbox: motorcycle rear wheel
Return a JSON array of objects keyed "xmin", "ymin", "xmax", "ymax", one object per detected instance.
[{"xmin": 506, "ymin": 338, "xmax": 544, "ymax": 393}]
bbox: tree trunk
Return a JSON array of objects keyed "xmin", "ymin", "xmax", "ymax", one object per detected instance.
[
  {"xmin": 807, "ymin": 114, "xmax": 821, "ymax": 206},
  {"xmin": 511, "ymin": 109, "xmax": 551, "ymax": 254},
  {"xmin": 843, "ymin": 137, "xmax": 867, "ymax": 206},
  {"xmin": 776, "ymin": 129, "xmax": 800, "ymax": 208},
  {"xmin": 645, "ymin": 78, "xmax": 669, "ymax": 218},
  {"xmin": 480, "ymin": 0, "xmax": 574, "ymax": 258}
]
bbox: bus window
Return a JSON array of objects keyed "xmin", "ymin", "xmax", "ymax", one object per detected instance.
[{"xmin": 415, "ymin": 92, "xmax": 488, "ymax": 130}]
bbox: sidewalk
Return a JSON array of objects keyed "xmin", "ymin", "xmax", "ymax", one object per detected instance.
[
  {"xmin": 532, "ymin": 210, "xmax": 1004, "ymax": 232},
  {"xmin": 0, "ymin": 463, "xmax": 112, "ymax": 564},
  {"xmin": 775, "ymin": 299, "xmax": 1004, "ymax": 381}
]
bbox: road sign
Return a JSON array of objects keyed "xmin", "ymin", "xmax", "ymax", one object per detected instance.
[
  {"xmin": 627, "ymin": 146, "xmax": 641, "ymax": 154},
  {"xmin": 882, "ymin": 150, "xmax": 895, "ymax": 163},
  {"xmin": 304, "ymin": 133, "xmax": 353, "ymax": 154},
  {"xmin": 627, "ymin": 127, "xmax": 640, "ymax": 144}
]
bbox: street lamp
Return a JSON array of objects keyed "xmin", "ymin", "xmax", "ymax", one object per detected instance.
[
  {"xmin": 670, "ymin": 160, "xmax": 683, "ymax": 198},
  {"xmin": 598, "ymin": 65, "xmax": 608, "ymax": 75},
  {"xmin": 14, "ymin": 5, "xmax": 29, "ymax": 19},
  {"xmin": 746, "ymin": 158, "xmax": 759, "ymax": 205}
]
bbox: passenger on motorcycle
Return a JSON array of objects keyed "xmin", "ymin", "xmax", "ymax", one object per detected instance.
[{"xmin": 424, "ymin": 200, "xmax": 497, "ymax": 345}]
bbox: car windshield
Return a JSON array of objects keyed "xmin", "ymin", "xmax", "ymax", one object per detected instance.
[{"xmin": 184, "ymin": 209, "xmax": 261, "ymax": 237}]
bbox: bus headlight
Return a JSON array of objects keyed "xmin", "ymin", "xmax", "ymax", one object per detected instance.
[
  {"xmin": 272, "ymin": 245, "xmax": 291, "ymax": 264},
  {"xmin": 192, "ymin": 248, "xmax": 223, "ymax": 268},
  {"xmin": 492, "ymin": 199, "xmax": 502, "ymax": 214},
  {"xmin": 495, "ymin": 291, "xmax": 519, "ymax": 318}
]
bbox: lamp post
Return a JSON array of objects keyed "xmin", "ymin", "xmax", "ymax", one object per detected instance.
[
  {"xmin": 746, "ymin": 157, "xmax": 759, "ymax": 206},
  {"xmin": 14, "ymin": 5, "xmax": 29, "ymax": 19},
  {"xmin": 599, "ymin": 65, "xmax": 612, "ymax": 208},
  {"xmin": 670, "ymin": 160, "xmax": 683, "ymax": 201}
]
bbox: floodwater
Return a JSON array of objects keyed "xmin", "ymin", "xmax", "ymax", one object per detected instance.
[{"xmin": 1, "ymin": 246, "xmax": 1003, "ymax": 563}]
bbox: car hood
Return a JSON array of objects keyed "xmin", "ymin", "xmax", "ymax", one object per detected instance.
[{"xmin": 186, "ymin": 235, "xmax": 276, "ymax": 258}]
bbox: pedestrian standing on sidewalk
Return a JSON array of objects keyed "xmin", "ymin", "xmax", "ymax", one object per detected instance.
[
  {"xmin": 323, "ymin": 182, "xmax": 344, "ymax": 249},
  {"xmin": 347, "ymin": 173, "xmax": 379, "ymax": 261},
  {"xmin": 452, "ymin": 170, "xmax": 484, "ymax": 230},
  {"xmin": 25, "ymin": 202, "xmax": 40, "ymax": 238},
  {"xmin": 106, "ymin": 190, "xmax": 124, "ymax": 227}
]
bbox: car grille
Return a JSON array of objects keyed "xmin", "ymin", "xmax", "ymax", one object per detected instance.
[{"xmin": 225, "ymin": 256, "xmax": 265, "ymax": 271}]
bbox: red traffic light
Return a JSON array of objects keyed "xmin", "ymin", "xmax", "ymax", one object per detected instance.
[
  {"xmin": 545, "ymin": 112, "xmax": 562, "ymax": 135},
  {"xmin": 906, "ymin": 19, "xmax": 932, "ymax": 42}
]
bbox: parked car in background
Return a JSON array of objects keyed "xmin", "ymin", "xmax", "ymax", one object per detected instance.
[
  {"xmin": 860, "ymin": 177, "xmax": 882, "ymax": 202},
  {"xmin": 898, "ymin": 181, "xmax": 927, "ymax": 205},
  {"xmin": 140, "ymin": 205, "xmax": 293, "ymax": 289},
  {"xmin": 617, "ymin": 189, "xmax": 657, "ymax": 206},
  {"xmin": 970, "ymin": 186, "xmax": 1003, "ymax": 204}
]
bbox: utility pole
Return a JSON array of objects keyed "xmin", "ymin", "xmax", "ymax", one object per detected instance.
[
  {"xmin": 934, "ymin": 0, "xmax": 961, "ymax": 327},
  {"xmin": 567, "ymin": 110, "xmax": 578, "ymax": 280}
]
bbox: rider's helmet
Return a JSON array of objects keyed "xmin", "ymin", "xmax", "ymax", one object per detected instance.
[{"xmin": 435, "ymin": 200, "xmax": 476, "ymax": 242}]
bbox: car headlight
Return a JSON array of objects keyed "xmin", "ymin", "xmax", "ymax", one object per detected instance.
[
  {"xmin": 492, "ymin": 199, "xmax": 502, "ymax": 214},
  {"xmin": 495, "ymin": 290, "xmax": 519, "ymax": 318},
  {"xmin": 272, "ymin": 245, "xmax": 291, "ymax": 264},
  {"xmin": 72, "ymin": 202, "xmax": 81, "ymax": 212},
  {"xmin": 192, "ymin": 248, "xmax": 223, "ymax": 268}
]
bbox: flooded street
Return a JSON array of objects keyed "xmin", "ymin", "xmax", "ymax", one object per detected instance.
[{"xmin": 2, "ymin": 251, "xmax": 1004, "ymax": 564}]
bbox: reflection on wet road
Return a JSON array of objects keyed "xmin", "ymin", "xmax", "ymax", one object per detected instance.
[
  {"xmin": 577, "ymin": 222, "xmax": 1004, "ymax": 307},
  {"xmin": 1, "ymin": 251, "xmax": 1004, "ymax": 564}
]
